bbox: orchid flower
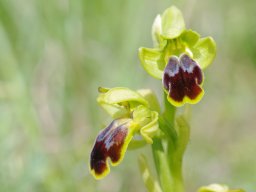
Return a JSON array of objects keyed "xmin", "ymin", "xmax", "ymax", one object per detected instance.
[
  {"xmin": 90, "ymin": 87, "xmax": 160, "ymax": 179},
  {"xmin": 139, "ymin": 6, "xmax": 216, "ymax": 106}
]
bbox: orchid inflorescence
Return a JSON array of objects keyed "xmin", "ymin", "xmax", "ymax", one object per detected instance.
[{"xmin": 89, "ymin": 6, "xmax": 244, "ymax": 192}]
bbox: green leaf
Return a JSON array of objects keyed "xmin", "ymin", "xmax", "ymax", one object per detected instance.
[
  {"xmin": 161, "ymin": 6, "xmax": 186, "ymax": 39},
  {"xmin": 175, "ymin": 116, "xmax": 190, "ymax": 159},
  {"xmin": 138, "ymin": 47, "xmax": 165, "ymax": 79},
  {"xmin": 138, "ymin": 155, "xmax": 163, "ymax": 192},
  {"xmin": 181, "ymin": 30, "xmax": 200, "ymax": 46},
  {"xmin": 191, "ymin": 37, "xmax": 216, "ymax": 69}
]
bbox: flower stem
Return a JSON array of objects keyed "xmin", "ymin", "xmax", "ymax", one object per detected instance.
[
  {"xmin": 152, "ymin": 93, "xmax": 190, "ymax": 192},
  {"xmin": 152, "ymin": 138, "xmax": 173, "ymax": 192}
]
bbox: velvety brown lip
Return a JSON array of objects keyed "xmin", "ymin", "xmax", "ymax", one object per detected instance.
[
  {"xmin": 163, "ymin": 54, "xmax": 203, "ymax": 103},
  {"xmin": 90, "ymin": 119, "xmax": 130, "ymax": 176}
]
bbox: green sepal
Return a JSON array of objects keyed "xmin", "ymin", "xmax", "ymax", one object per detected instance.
[
  {"xmin": 138, "ymin": 47, "xmax": 165, "ymax": 79},
  {"xmin": 99, "ymin": 103, "xmax": 129, "ymax": 119},
  {"xmin": 97, "ymin": 87, "xmax": 149, "ymax": 118},
  {"xmin": 137, "ymin": 89, "xmax": 161, "ymax": 112},
  {"xmin": 181, "ymin": 29, "xmax": 200, "ymax": 46},
  {"xmin": 191, "ymin": 37, "xmax": 216, "ymax": 69},
  {"xmin": 161, "ymin": 6, "xmax": 186, "ymax": 39}
]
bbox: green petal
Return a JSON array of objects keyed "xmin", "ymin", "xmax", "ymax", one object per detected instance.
[
  {"xmin": 191, "ymin": 37, "xmax": 216, "ymax": 69},
  {"xmin": 181, "ymin": 30, "xmax": 200, "ymax": 46},
  {"xmin": 140, "ymin": 111, "xmax": 159, "ymax": 144},
  {"xmin": 132, "ymin": 105, "xmax": 159, "ymax": 144},
  {"xmin": 152, "ymin": 14, "xmax": 163, "ymax": 47},
  {"xmin": 161, "ymin": 6, "xmax": 186, "ymax": 39},
  {"xmin": 132, "ymin": 105, "xmax": 152, "ymax": 129},
  {"xmin": 138, "ymin": 47, "xmax": 165, "ymax": 79}
]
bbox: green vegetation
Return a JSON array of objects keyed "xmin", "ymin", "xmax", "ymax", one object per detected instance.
[{"xmin": 0, "ymin": 0, "xmax": 256, "ymax": 191}]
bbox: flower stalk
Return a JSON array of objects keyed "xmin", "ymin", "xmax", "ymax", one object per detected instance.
[{"xmin": 151, "ymin": 93, "xmax": 190, "ymax": 192}]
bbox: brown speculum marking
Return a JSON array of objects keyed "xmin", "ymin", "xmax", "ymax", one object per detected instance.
[
  {"xmin": 162, "ymin": 54, "xmax": 203, "ymax": 103},
  {"xmin": 90, "ymin": 119, "xmax": 131, "ymax": 177}
]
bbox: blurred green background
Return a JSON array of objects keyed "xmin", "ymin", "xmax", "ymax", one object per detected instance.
[{"xmin": 0, "ymin": 0, "xmax": 256, "ymax": 191}]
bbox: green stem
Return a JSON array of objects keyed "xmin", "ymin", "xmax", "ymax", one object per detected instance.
[
  {"xmin": 164, "ymin": 98, "xmax": 184, "ymax": 192},
  {"xmin": 170, "ymin": 115, "xmax": 190, "ymax": 192},
  {"xmin": 167, "ymin": 148, "xmax": 184, "ymax": 192},
  {"xmin": 152, "ymin": 92, "xmax": 190, "ymax": 192},
  {"xmin": 152, "ymin": 138, "xmax": 173, "ymax": 192}
]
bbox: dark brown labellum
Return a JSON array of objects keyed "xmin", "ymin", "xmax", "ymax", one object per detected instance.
[
  {"xmin": 162, "ymin": 54, "xmax": 203, "ymax": 105},
  {"xmin": 90, "ymin": 119, "xmax": 131, "ymax": 178}
]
